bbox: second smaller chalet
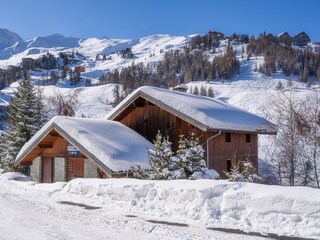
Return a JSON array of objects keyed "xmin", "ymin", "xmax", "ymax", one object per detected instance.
[{"xmin": 15, "ymin": 116, "xmax": 152, "ymax": 183}]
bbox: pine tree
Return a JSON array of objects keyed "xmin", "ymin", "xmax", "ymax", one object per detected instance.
[
  {"xmin": 207, "ymin": 86, "xmax": 214, "ymax": 98},
  {"xmin": 175, "ymin": 131, "xmax": 206, "ymax": 179},
  {"xmin": 275, "ymin": 80, "xmax": 284, "ymax": 90},
  {"xmin": 0, "ymin": 78, "xmax": 47, "ymax": 171},
  {"xmin": 193, "ymin": 86, "xmax": 199, "ymax": 95},
  {"xmin": 200, "ymin": 85, "xmax": 206, "ymax": 96},
  {"xmin": 186, "ymin": 132, "xmax": 206, "ymax": 174},
  {"xmin": 147, "ymin": 131, "xmax": 174, "ymax": 179}
]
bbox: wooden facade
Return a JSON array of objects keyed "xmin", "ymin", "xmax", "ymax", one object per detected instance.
[
  {"xmin": 19, "ymin": 129, "xmax": 99, "ymax": 183},
  {"xmin": 19, "ymin": 129, "xmax": 69, "ymax": 165},
  {"xmin": 114, "ymin": 97, "xmax": 258, "ymax": 177}
]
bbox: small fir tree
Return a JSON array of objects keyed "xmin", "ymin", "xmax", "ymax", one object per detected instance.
[
  {"xmin": 207, "ymin": 86, "xmax": 214, "ymax": 98},
  {"xmin": 175, "ymin": 131, "xmax": 209, "ymax": 179},
  {"xmin": 147, "ymin": 131, "xmax": 174, "ymax": 179},
  {"xmin": 193, "ymin": 86, "xmax": 199, "ymax": 95},
  {"xmin": 275, "ymin": 80, "xmax": 284, "ymax": 90},
  {"xmin": 200, "ymin": 85, "xmax": 206, "ymax": 96}
]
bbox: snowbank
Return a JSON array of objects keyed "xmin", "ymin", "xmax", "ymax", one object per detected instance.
[
  {"xmin": 1, "ymin": 173, "xmax": 319, "ymax": 238},
  {"xmin": 53, "ymin": 178, "xmax": 320, "ymax": 239}
]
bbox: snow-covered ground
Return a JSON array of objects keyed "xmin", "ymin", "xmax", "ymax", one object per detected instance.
[{"xmin": 0, "ymin": 172, "xmax": 319, "ymax": 240}]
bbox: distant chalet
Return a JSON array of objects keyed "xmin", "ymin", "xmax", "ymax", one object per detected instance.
[
  {"xmin": 21, "ymin": 58, "xmax": 35, "ymax": 70},
  {"xmin": 16, "ymin": 86, "xmax": 276, "ymax": 182},
  {"xmin": 208, "ymin": 30, "xmax": 224, "ymax": 39}
]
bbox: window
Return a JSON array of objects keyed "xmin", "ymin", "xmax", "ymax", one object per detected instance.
[
  {"xmin": 143, "ymin": 118, "xmax": 148, "ymax": 137},
  {"xmin": 225, "ymin": 132, "xmax": 231, "ymax": 142},
  {"xmin": 246, "ymin": 134, "xmax": 251, "ymax": 143},
  {"xmin": 227, "ymin": 159, "xmax": 232, "ymax": 172}
]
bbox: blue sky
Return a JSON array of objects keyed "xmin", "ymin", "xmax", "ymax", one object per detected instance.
[{"xmin": 1, "ymin": 0, "xmax": 319, "ymax": 41}]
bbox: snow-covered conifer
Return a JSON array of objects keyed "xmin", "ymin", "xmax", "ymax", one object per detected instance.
[
  {"xmin": 147, "ymin": 131, "xmax": 174, "ymax": 179},
  {"xmin": 175, "ymin": 131, "xmax": 217, "ymax": 179},
  {"xmin": 200, "ymin": 85, "xmax": 206, "ymax": 96},
  {"xmin": 207, "ymin": 86, "xmax": 214, "ymax": 98},
  {"xmin": 0, "ymin": 78, "xmax": 47, "ymax": 171}
]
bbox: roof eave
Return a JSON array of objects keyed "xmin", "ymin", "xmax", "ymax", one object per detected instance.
[
  {"xmin": 207, "ymin": 127, "xmax": 277, "ymax": 135},
  {"xmin": 107, "ymin": 90, "xmax": 209, "ymax": 132},
  {"xmin": 15, "ymin": 121, "xmax": 114, "ymax": 178},
  {"xmin": 108, "ymin": 89, "xmax": 278, "ymax": 135},
  {"xmin": 15, "ymin": 122, "xmax": 55, "ymax": 166}
]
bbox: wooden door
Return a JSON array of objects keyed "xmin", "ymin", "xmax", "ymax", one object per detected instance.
[
  {"xmin": 72, "ymin": 158, "xmax": 84, "ymax": 179},
  {"xmin": 67, "ymin": 158, "xmax": 85, "ymax": 181},
  {"xmin": 42, "ymin": 157, "xmax": 53, "ymax": 183}
]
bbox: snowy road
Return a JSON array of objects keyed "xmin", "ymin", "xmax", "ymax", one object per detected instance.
[
  {"xmin": 0, "ymin": 174, "xmax": 318, "ymax": 240},
  {"xmin": 0, "ymin": 191, "xmax": 267, "ymax": 240}
]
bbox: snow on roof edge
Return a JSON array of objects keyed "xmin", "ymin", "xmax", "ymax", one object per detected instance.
[
  {"xmin": 16, "ymin": 116, "xmax": 153, "ymax": 174},
  {"xmin": 106, "ymin": 86, "xmax": 277, "ymax": 134}
]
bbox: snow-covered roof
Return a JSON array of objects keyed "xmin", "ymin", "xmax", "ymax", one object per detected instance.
[
  {"xmin": 106, "ymin": 86, "xmax": 277, "ymax": 134},
  {"xmin": 173, "ymin": 83, "xmax": 188, "ymax": 90},
  {"xmin": 15, "ymin": 116, "xmax": 153, "ymax": 174}
]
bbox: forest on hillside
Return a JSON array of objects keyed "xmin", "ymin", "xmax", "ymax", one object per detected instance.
[{"xmin": 99, "ymin": 31, "xmax": 320, "ymax": 95}]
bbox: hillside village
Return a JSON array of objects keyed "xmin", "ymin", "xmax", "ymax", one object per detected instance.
[{"xmin": 0, "ymin": 27, "xmax": 320, "ymax": 240}]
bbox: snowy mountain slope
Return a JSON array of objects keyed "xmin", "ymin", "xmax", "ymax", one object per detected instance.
[
  {"xmin": 0, "ymin": 34, "xmax": 80, "ymax": 61},
  {"xmin": 26, "ymin": 33, "xmax": 80, "ymax": 49},
  {"xmin": 0, "ymin": 28, "xmax": 23, "ymax": 50},
  {"xmin": 0, "ymin": 32, "xmax": 189, "ymax": 77}
]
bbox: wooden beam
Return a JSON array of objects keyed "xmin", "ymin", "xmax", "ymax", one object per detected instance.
[{"xmin": 38, "ymin": 143, "xmax": 53, "ymax": 148}]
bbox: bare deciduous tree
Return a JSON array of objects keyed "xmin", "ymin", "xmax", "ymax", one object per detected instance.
[{"xmin": 47, "ymin": 90, "xmax": 79, "ymax": 117}]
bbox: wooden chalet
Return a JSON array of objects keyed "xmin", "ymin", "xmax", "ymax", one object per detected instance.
[
  {"xmin": 15, "ymin": 116, "xmax": 152, "ymax": 183},
  {"xmin": 106, "ymin": 86, "xmax": 277, "ymax": 177},
  {"xmin": 21, "ymin": 58, "xmax": 35, "ymax": 70},
  {"xmin": 74, "ymin": 65, "xmax": 86, "ymax": 73}
]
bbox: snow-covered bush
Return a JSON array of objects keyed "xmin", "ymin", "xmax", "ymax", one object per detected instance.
[
  {"xmin": 132, "ymin": 131, "xmax": 219, "ymax": 180},
  {"xmin": 131, "ymin": 165, "xmax": 149, "ymax": 179},
  {"xmin": 175, "ymin": 132, "xmax": 218, "ymax": 179}
]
